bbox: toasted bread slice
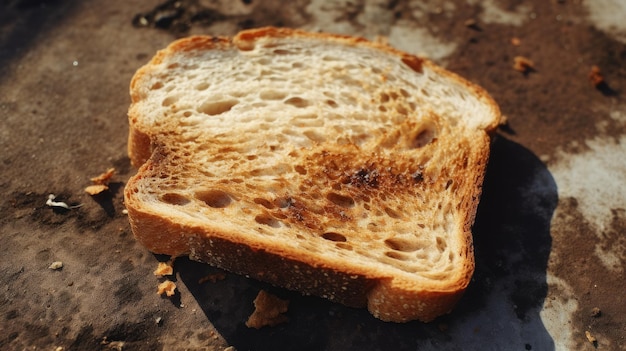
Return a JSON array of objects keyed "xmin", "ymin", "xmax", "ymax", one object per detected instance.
[{"xmin": 124, "ymin": 27, "xmax": 500, "ymax": 322}]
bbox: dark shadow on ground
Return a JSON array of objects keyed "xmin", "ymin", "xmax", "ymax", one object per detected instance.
[{"xmin": 178, "ymin": 135, "xmax": 558, "ymax": 351}]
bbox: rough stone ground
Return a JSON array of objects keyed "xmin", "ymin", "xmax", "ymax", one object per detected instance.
[{"xmin": 0, "ymin": 0, "xmax": 624, "ymax": 350}]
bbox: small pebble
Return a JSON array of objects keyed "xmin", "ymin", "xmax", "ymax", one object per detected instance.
[{"xmin": 591, "ymin": 307, "xmax": 601, "ymax": 317}]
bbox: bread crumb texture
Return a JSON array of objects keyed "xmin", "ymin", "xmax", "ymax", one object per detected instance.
[
  {"xmin": 85, "ymin": 167, "xmax": 115, "ymax": 195},
  {"xmin": 153, "ymin": 262, "xmax": 174, "ymax": 276},
  {"xmin": 157, "ymin": 280, "xmax": 177, "ymax": 297},
  {"xmin": 125, "ymin": 28, "xmax": 500, "ymax": 322}
]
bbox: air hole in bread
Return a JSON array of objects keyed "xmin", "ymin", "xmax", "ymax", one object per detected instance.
[
  {"xmin": 167, "ymin": 63, "xmax": 179, "ymax": 69},
  {"xmin": 198, "ymin": 99, "xmax": 238, "ymax": 116},
  {"xmin": 246, "ymin": 155, "xmax": 258, "ymax": 160},
  {"xmin": 445, "ymin": 179, "xmax": 453, "ymax": 190},
  {"xmin": 385, "ymin": 251, "xmax": 409, "ymax": 261},
  {"xmin": 273, "ymin": 212, "xmax": 288, "ymax": 220},
  {"xmin": 260, "ymin": 90, "xmax": 287, "ymax": 100},
  {"xmin": 420, "ymin": 88, "xmax": 430, "ymax": 97},
  {"xmin": 253, "ymin": 198, "xmax": 275, "ymax": 209},
  {"xmin": 384, "ymin": 238, "xmax": 421, "ymax": 252},
  {"xmin": 326, "ymin": 192, "xmax": 355, "ymax": 208},
  {"xmin": 396, "ymin": 105, "xmax": 408, "ymax": 115},
  {"xmin": 411, "ymin": 126, "xmax": 437, "ymax": 148},
  {"xmin": 303, "ymin": 130, "xmax": 325, "ymax": 143},
  {"xmin": 273, "ymin": 49, "xmax": 292, "ymax": 55},
  {"xmin": 294, "ymin": 165, "xmax": 307, "ymax": 175},
  {"xmin": 255, "ymin": 214, "xmax": 281, "ymax": 228},
  {"xmin": 436, "ymin": 237, "xmax": 447, "ymax": 252},
  {"xmin": 151, "ymin": 81, "xmax": 164, "ymax": 90},
  {"xmin": 378, "ymin": 105, "xmax": 388, "ymax": 112},
  {"xmin": 284, "ymin": 97, "xmax": 309, "ymax": 108},
  {"xmin": 353, "ymin": 133, "xmax": 370, "ymax": 146},
  {"xmin": 162, "ymin": 95, "xmax": 179, "ymax": 107},
  {"xmin": 195, "ymin": 82, "xmax": 210, "ymax": 91},
  {"xmin": 273, "ymin": 197, "xmax": 294, "ymax": 208},
  {"xmin": 183, "ymin": 111, "xmax": 192, "ymax": 117},
  {"xmin": 160, "ymin": 193, "xmax": 190, "ymax": 206},
  {"xmin": 368, "ymin": 224, "xmax": 383, "ymax": 235},
  {"xmin": 196, "ymin": 189, "xmax": 232, "ymax": 208},
  {"xmin": 336, "ymin": 242, "xmax": 353, "ymax": 250},
  {"xmin": 326, "ymin": 99, "xmax": 338, "ymax": 108},
  {"xmin": 399, "ymin": 88, "xmax": 410, "ymax": 98},
  {"xmin": 384, "ymin": 207, "xmax": 402, "ymax": 219},
  {"xmin": 292, "ymin": 62, "xmax": 303, "ymax": 68},
  {"xmin": 322, "ymin": 232, "xmax": 347, "ymax": 242}
]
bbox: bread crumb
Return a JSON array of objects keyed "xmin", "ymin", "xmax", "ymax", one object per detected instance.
[
  {"xmin": 198, "ymin": 273, "xmax": 226, "ymax": 284},
  {"xmin": 153, "ymin": 262, "xmax": 174, "ymax": 276},
  {"xmin": 513, "ymin": 56, "xmax": 534, "ymax": 73},
  {"xmin": 588, "ymin": 65, "xmax": 604, "ymax": 87},
  {"xmin": 245, "ymin": 290, "xmax": 289, "ymax": 329},
  {"xmin": 85, "ymin": 167, "xmax": 115, "ymax": 195},
  {"xmin": 585, "ymin": 330, "xmax": 597, "ymax": 344},
  {"xmin": 49, "ymin": 261, "xmax": 63, "ymax": 270},
  {"xmin": 85, "ymin": 184, "xmax": 109, "ymax": 195},
  {"xmin": 91, "ymin": 167, "xmax": 115, "ymax": 184},
  {"xmin": 510, "ymin": 37, "xmax": 521, "ymax": 46},
  {"xmin": 157, "ymin": 280, "xmax": 177, "ymax": 297}
]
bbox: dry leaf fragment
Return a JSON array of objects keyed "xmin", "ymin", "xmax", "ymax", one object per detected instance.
[
  {"xmin": 157, "ymin": 280, "xmax": 177, "ymax": 297},
  {"xmin": 246, "ymin": 290, "xmax": 289, "ymax": 329}
]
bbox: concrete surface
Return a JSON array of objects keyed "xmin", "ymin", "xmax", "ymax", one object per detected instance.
[{"xmin": 0, "ymin": 0, "xmax": 624, "ymax": 350}]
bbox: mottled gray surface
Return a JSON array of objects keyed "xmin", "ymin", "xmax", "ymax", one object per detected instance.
[{"xmin": 1, "ymin": 1, "xmax": 624, "ymax": 350}]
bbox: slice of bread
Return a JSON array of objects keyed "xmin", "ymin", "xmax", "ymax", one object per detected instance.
[{"xmin": 124, "ymin": 27, "xmax": 500, "ymax": 322}]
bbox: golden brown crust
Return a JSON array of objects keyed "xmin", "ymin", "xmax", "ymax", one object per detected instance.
[{"xmin": 125, "ymin": 27, "xmax": 501, "ymax": 322}]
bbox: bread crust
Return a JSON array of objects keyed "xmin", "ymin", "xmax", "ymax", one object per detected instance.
[{"xmin": 125, "ymin": 27, "xmax": 500, "ymax": 322}]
